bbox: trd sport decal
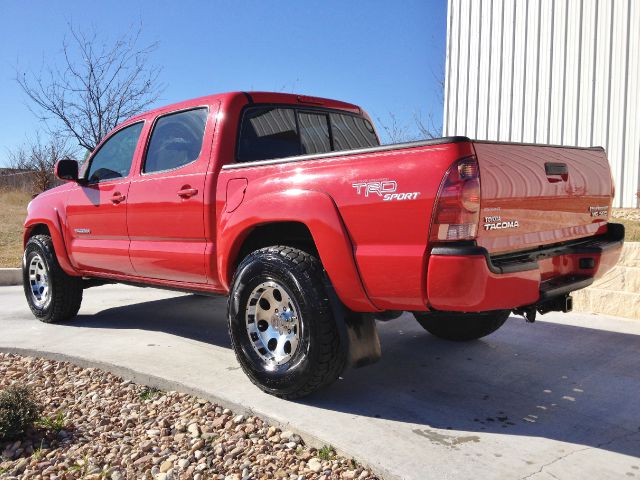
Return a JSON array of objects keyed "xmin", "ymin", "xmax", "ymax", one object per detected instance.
[{"xmin": 352, "ymin": 179, "xmax": 420, "ymax": 201}]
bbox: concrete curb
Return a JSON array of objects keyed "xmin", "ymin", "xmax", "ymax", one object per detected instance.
[
  {"xmin": 0, "ymin": 268, "xmax": 21, "ymax": 286},
  {"xmin": 0, "ymin": 346, "xmax": 398, "ymax": 480}
]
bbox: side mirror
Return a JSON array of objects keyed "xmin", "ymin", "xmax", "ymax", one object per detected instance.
[{"xmin": 55, "ymin": 159, "xmax": 79, "ymax": 182}]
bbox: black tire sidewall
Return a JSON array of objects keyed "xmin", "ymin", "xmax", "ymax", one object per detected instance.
[
  {"xmin": 228, "ymin": 250, "xmax": 328, "ymax": 395},
  {"xmin": 414, "ymin": 310, "xmax": 510, "ymax": 341},
  {"xmin": 22, "ymin": 236, "xmax": 56, "ymax": 320}
]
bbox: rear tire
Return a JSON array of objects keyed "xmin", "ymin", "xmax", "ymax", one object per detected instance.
[
  {"xmin": 23, "ymin": 234, "xmax": 83, "ymax": 323},
  {"xmin": 228, "ymin": 246, "xmax": 347, "ymax": 399},
  {"xmin": 413, "ymin": 310, "xmax": 510, "ymax": 341}
]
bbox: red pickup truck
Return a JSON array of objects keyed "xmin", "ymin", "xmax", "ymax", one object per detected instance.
[{"xmin": 22, "ymin": 91, "xmax": 624, "ymax": 398}]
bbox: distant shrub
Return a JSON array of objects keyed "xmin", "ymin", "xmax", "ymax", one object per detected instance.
[{"xmin": 0, "ymin": 384, "xmax": 43, "ymax": 440}]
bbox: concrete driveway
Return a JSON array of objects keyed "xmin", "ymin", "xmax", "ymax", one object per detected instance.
[{"xmin": 1, "ymin": 284, "xmax": 639, "ymax": 480}]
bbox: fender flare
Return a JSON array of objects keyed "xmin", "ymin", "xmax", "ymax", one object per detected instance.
[
  {"xmin": 218, "ymin": 189, "xmax": 379, "ymax": 312},
  {"xmin": 24, "ymin": 211, "xmax": 78, "ymax": 276}
]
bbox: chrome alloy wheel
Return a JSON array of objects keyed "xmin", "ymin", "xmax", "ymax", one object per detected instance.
[
  {"xmin": 28, "ymin": 253, "xmax": 50, "ymax": 308},
  {"xmin": 245, "ymin": 281, "xmax": 301, "ymax": 366}
]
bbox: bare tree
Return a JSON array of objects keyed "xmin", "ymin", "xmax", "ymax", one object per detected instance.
[
  {"xmin": 377, "ymin": 110, "xmax": 441, "ymax": 144},
  {"xmin": 7, "ymin": 135, "xmax": 75, "ymax": 193},
  {"xmin": 376, "ymin": 112, "xmax": 421, "ymax": 144},
  {"xmin": 377, "ymin": 56, "xmax": 445, "ymax": 144},
  {"xmin": 16, "ymin": 24, "xmax": 163, "ymax": 153},
  {"xmin": 414, "ymin": 111, "xmax": 440, "ymax": 139}
]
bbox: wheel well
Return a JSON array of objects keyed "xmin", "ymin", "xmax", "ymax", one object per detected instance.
[
  {"xmin": 26, "ymin": 224, "xmax": 51, "ymax": 241},
  {"xmin": 236, "ymin": 222, "xmax": 319, "ymax": 265}
]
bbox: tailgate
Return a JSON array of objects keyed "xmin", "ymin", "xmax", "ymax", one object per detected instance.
[{"xmin": 473, "ymin": 142, "xmax": 613, "ymax": 254}]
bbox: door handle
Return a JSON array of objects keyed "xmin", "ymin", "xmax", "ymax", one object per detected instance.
[
  {"xmin": 111, "ymin": 192, "xmax": 126, "ymax": 204},
  {"xmin": 177, "ymin": 187, "xmax": 198, "ymax": 198}
]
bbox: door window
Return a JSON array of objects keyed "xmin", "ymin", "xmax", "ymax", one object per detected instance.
[
  {"xmin": 85, "ymin": 122, "xmax": 144, "ymax": 183},
  {"xmin": 143, "ymin": 108, "xmax": 208, "ymax": 173}
]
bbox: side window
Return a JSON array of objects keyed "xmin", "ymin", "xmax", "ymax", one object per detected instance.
[
  {"xmin": 299, "ymin": 112, "xmax": 331, "ymax": 155},
  {"xmin": 237, "ymin": 108, "xmax": 300, "ymax": 162},
  {"xmin": 330, "ymin": 114, "xmax": 379, "ymax": 151},
  {"xmin": 144, "ymin": 108, "xmax": 208, "ymax": 173},
  {"xmin": 85, "ymin": 122, "xmax": 144, "ymax": 183}
]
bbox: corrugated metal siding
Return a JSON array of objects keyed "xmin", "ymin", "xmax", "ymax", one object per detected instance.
[{"xmin": 444, "ymin": 0, "xmax": 640, "ymax": 207}]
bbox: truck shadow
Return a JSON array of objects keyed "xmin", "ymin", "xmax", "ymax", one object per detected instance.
[
  {"xmin": 73, "ymin": 294, "xmax": 232, "ymax": 348},
  {"xmin": 70, "ymin": 292, "xmax": 640, "ymax": 459},
  {"xmin": 310, "ymin": 317, "xmax": 640, "ymax": 459}
]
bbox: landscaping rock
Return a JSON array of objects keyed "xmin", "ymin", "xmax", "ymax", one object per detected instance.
[{"xmin": 0, "ymin": 353, "xmax": 380, "ymax": 479}]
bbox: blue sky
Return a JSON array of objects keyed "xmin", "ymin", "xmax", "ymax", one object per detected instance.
[{"xmin": 0, "ymin": 0, "xmax": 447, "ymax": 165}]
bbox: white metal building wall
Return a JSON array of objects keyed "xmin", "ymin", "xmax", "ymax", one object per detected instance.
[{"xmin": 443, "ymin": 0, "xmax": 640, "ymax": 207}]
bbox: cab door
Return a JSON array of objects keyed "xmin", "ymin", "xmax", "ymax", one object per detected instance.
[
  {"xmin": 65, "ymin": 122, "xmax": 144, "ymax": 274},
  {"xmin": 127, "ymin": 106, "xmax": 214, "ymax": 284}
]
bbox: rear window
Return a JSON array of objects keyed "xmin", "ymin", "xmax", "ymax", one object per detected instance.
[
  {"xmin": 237, "ymin": 108, "xmax": 300, "ymax": 162},
  {"xmin": 236, "ymin": 106, "xmax": 379, "ymax": 163},
  {"xmin": 331, "ymin": 114, "xmax": 378, "ymax": 150},
  {"xmin": 299, "ymin": 112, "xmax": 331, "ymax": 154}
]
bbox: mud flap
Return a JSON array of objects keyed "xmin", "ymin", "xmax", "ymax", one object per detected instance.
[{"xmin": 323, "ymin": 274, "xmax": 382, "ymax": 368}]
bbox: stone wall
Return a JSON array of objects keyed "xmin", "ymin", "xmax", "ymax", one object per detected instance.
[{"xmin": 573, "ymin": 242, "xmax": 640, "ymax": 319}]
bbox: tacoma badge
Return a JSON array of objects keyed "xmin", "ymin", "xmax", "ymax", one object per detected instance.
[{"xmin": 483, "ymin": 216, "xmax": 519, "ymax": 231}]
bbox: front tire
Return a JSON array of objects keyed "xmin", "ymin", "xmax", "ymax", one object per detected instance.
[
  {"xmin": 23, "ymin": 234, "xmax": 83, "ymax": 323},
  {"xmin": 228, "ymin": 246, "xmax": 346, "ymax": 399},
  {"xmin": 413, "ymin": 310, "xmax": 510, "ymax": 341}
]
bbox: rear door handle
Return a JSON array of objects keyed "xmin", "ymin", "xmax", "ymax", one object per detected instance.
[
  {"xmin": 177, "ymin": 187, "xmax": 198, "ymax": 198},
  {"xmin": 111, "ymin": 192, "xmax": 126, "ymax": 204}
]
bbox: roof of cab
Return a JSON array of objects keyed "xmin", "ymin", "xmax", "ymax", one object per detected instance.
[{"xmin": 126, "ymin": 91, "xmax": 362, "ymax": 124}]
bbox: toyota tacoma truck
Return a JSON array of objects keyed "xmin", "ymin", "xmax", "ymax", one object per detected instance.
[{"xmin": 22, "ymin": 91, "xmax": 624, "ymax": 398}]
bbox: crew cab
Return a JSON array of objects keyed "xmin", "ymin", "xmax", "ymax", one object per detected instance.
[{"xmin": 22, "ymin": 92, "xmax": 624, "ymax": 398}]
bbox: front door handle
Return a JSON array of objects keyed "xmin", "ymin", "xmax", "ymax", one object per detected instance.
[
  {"xmin": 177, "ymin": 187, "xmax": 198, "ymax": 198},
  {"xmin": 111, "ymin": 192, "xmax": 126, "ymax": 204}
]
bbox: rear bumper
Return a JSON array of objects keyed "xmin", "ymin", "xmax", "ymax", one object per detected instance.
[{"xmin": 426, "ymin": 223, "xmax": 625, "ymax": 312}]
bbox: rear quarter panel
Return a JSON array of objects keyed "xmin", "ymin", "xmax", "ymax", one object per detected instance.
[{"xmin": 218, "ymin": 140, "xmax": 473, "ymax": 311}]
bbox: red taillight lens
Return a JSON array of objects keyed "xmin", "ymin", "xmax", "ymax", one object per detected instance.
[{"xmin": 430, "ymin": 156, "xmax": 481, "ymax": 241}]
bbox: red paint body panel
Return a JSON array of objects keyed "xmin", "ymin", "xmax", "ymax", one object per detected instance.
[
  {"xmin": 125, "ymin": 102, "xmax": 220, "ymax": 284},
  {"xmin": 427, "ymin": 244, "xmax": 623, "ymax": 312},
  {"xmin": 474, "ymin": 142, "xmax": 612, "ymax": 254},
  {"xmin": 427, "ymin": 255, "xmax": 541, "ymax": 311},
  {"xmin": 24, "ymin": 91, "xmax": 623, "ymax": 315},
  {"xmin": 65, "ymin": 180, "xmax": 135, "ymax": 275}
]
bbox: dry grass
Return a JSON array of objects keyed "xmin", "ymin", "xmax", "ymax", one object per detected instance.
[
  {"xmin": 611, "ymin": 208, "xmax": 640, "ymax": 242},
  {"xmin": 615, "ymin": 218, "xmax": 640, "ymax": 242},
  {"xmin": 0, "ymin": 189, "xmax": 31, "ymax": 268}
]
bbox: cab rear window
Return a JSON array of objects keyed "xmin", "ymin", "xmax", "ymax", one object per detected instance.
[{"xmin": 236, "ymin": 106, "xmax": 379, "ymax": 163}]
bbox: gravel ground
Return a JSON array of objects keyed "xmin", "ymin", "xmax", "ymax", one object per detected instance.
[{"xmin": 0, "ymin": 354, "xmax": 378, "ymax": 480}]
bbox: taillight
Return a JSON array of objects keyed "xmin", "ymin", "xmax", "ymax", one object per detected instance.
[{"xmin": 430, "ymin": 156, "xmax": 481, "ymax": 241}]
